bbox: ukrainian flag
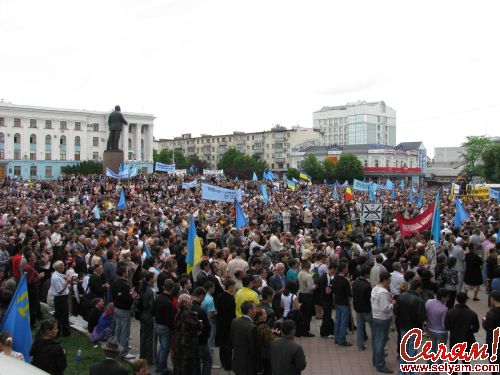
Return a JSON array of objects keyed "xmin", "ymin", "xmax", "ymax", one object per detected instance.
[
  {"xmin": 299, "ymin": 171, "xmax": 311, "ymax": 182},
  {"xmin": 285, "ymin": 177, "xmax": 296, "ymax": 191},
  {"xmin": 0, "ymin": 273, "xmax": 32, "ymax": 362},
  {"xmin": 186, "ymin": 216, "xmax": 202, "ymax": 274}
]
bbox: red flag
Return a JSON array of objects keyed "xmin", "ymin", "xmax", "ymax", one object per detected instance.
[{"xmin": 395, "ymin": 202, "xmax": 435, "ymax": 236}]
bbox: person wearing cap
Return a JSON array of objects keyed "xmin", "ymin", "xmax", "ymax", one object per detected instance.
[
  {"xmin": 90, "ymin": 336, "xmax": 128, "ymax": 375},
  {"xmin": 483, "ymin": 290, "xmax": 500, "ymax": 370},
  {"xmin": 445, "ymin": 292, "xmax": 480, "ymax": 357}
]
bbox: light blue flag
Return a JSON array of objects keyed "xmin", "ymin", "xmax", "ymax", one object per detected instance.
[
  {"xmin": 235, "ymin": 200, "xmax": 247, "ymax": 229},
  {"xmin": 253, "ymin": 172, "xmax": 258, "ymax": 181},
  {"xmin": 369, "ymin": 183, "xmax": 376, "ymax": 202},
  {"xmin": 268, "ymin": 171, "xmax": 275, "ymax": 180},
  {"xmin": 391, "ymin": 187, "xmax": 396, "ymax": 199},
  {"xmin": 409, "ymin": 190, "xmax": 415, "ymax": 203},
  {"xmin": 143, "ymin": 242, "xmax": 152, "ymax": 258},
  {"xmin": 411, "ymin": 185, "xmax": 417, "ymax": 193},
  {"xmin": 376, "ymin": 231, "xmax": 382, "ymax": 249},
  {"xmin": 386, "ymin": 179, "xmax": 394, "ymax": 190},
  {"xmin": 341, "ymin": 180, "xmax": 349, "ymax": 188},
  {"xmin": 431, "ymin": 192, "xmax": 441, "ymax": 244},
  {"xmin": 117, "ymin": 188, "xmax": 126, "ymax": 210},
  {"xmin": 416, "ymin": 190, "xmax": 423, "ymax": 207},
  {"xmin": 497, "ymin": 228, "xmax": 500, "ymax": 243},
  {"xmin": 306, "ymin": 198, "xmax": 310, "ymax": 208},
  {"xmin": 92, "ymin": 205, "xmax": 100, "ymax": 219},
  {"xmin": 292, "ymin": 177, "xmax": 298, "ymax": 183},
  {"xmin": 332, "ymin": 184, "xmax": 339, "ymax": 200},
  {"xmin": 0, "ymin": 273, "xmax": 32, "ymax": 362},
  {"xmin": 454, "ymin": 198, "xmax": 469, "ymax": 228},
  {"xmin": 399, "ymin": 180, "xmax": 405, "ymax": 190},
  {"xmin": 260, "ymin": 183, "xmax": 269, "ymax": 205}
]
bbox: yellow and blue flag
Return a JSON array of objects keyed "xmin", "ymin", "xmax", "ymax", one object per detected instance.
[
  {"xmin": 186, "ymin": 216, "xmax": 202, "ymax": 274},
  {"xmin": 0, "ymin": 273, "xmax": 32, "ymax": 362},
  {"xmin": 285, "ymin": 176, "xmax": 296, "ymax": 191},
  {"xmin": 299, "ymin": 171, "xmax": 311, "ymax": 182}
]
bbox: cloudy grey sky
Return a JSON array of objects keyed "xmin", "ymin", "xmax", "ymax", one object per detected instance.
[{"xmin": 1, "ymin": 0, "xmax": 499, "ymax": 156}]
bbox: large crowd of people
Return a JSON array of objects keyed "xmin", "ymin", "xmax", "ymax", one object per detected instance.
[{"xmin": 0, "ymin": 173, "xmax": 499, "ymax": 375}]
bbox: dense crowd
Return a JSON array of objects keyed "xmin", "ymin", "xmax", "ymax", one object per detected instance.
[{"xmin": 0, "ymin": 173, "xmax": 499, "ymax": 375}]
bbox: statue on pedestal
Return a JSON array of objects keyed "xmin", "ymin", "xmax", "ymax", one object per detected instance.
[{"xmin": 106, "ymin": 105, "xmax": 128, "ymax": 151}]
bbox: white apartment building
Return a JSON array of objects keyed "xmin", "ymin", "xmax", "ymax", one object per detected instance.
[
  {"xmin": 313, "ymin": 100, "xmax": 397, "ymax": 146},
  {"xmin": 0, "ymin": 102, "xmax": 155, "ymax": 179},
  {"xmin": 155, "ymin": 125, "xmax": 321, "ymax": 172}
]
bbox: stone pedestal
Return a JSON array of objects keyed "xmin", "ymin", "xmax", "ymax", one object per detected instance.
[{"xmin": 103, "ymin": 150, "xmax": 124, "ymax": 175}]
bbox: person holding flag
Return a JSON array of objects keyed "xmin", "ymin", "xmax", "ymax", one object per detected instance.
[{"xmin": 186, "ymin": 216, "xmax": 203, "ymax": 280}]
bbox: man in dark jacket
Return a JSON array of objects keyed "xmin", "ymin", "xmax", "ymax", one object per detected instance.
[
  {"xmin": 352, "ymin": 264, "xmax": 373, "ymax": 351},
  {"xmin": 110, "ymin": 266, "xmax": 136, "ymax": 359},
  {"xmin": 192, "ymin": 287, "xmax": 212, "ymax": 375},
  {"xmin": 319, "ymin": 261, "xmax": 336, "ymax": 338},
  {"xmin": 231, "ymin": 301, "xmax": 262, "ymax": 375},
  {"xmin": 217, "ymin": 279, "xmax": 237, "ymax": 371},
  {"xmin": 90, "ymin": 337, "xmax": 128, "ymax": 375},
  {"xmin": 153, "ymin": 279, "xmax": 175, "ymax": 375},
  {"xmin": 445, "ymin": 292, "xmax": 480, "ymax": 375},
  {"xmin": 483, "ymin": 290, "xmax": 500, "ymax": 370},
  {"xmin": 331, "ymin": 262, "xmax": 352, "ymax": 346},
  {"xmin": 395, "ymin": 279, "xmax": 426, "ymax": 369},
  {"xmin": 88, "ymin": 263, "xmax": 107, "ymax": 300},
  {"xmin": 270, "ymin": 320, "xmax": 307, "ymax": 375},
  {"xmin": 107, "ymin": 105, "xmax": 128, "ymax": 150}
]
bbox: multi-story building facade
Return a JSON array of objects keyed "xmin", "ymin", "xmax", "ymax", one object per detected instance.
[
  {"xmin": 154, "ymin": 125, "xmax": 321, "ymax": 172},
  {"xmin": 291, "ymin": 141, "xmax": 426, "ymax": 181},
  {"xmin": 313, "ymin": 100, "xmax": 397, "ymax": 146},
  {"xmin": 0, "ymin": 102, "xmax": 155, "ymax": 179}
]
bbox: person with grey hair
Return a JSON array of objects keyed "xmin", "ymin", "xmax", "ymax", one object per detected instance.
[
  {"xmin": 390, "ymin": 262, "xmax": 405, "ymax": 296},
  {"xmin": 50, "ymin": 260, "xmax": 71, "ymax": 336}
]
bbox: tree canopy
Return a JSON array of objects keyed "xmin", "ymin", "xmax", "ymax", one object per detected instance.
[
  {"xmin": 217, "ymin": 148, "xmax": 267, "ymax": 179},
  {"xmin": 334, "ymin": 153, "xmax": 364, "ymax": 183},
  {"xmin": 482, "ymin": 143, "xmax": 500, "ymax": 182},
  {"xmin": 61, "ymin": 160, "xmax": 103, "ymax": 175},
  {"xmin": 461, "ymin": 135, "xmax": 491, "ymax": 176},
  {"xmin": 297, "ymin": 153, "xmax": 364, "ymax": 183}
]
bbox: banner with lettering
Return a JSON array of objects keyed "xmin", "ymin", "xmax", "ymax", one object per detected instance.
[
  {"xmin": 106, "ymin": 168, "xmax": 120, "ymax": 179},
  {"xmin": 395, "ymin": 202, "xmax": 435, "ymax": 237},
  {"xmin": 201, "ymin": 183, "xmax": 242, "ymax": 203},
  {"xmin": 182, "ymin": 180, "xmax": 198, "ymax": 189},
  {"xmin": 353, "ymin": 179, "xmax": 371, "ymax": 192},
  {"xmin": 155, "ymin": 162, "xmax": 176, "ymax": 173},
  {"xmin": 203, "ymin": 169, "xmax": 224, "ymax": 176},
  {"xmin": 489, "ymin": 189, "xmax": 500, "ymax": 201}
]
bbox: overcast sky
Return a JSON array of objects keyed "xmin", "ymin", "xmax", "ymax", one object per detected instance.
[{"xmin": 1, "ymin": 0, "xmax": 499, "ymax": 157}]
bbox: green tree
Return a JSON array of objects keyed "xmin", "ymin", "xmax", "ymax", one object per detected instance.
[
  {"xmin": 61, "ymin": 160, "xmax": 103, "ymax": 175},
  {"xmin": 286, "ymin": 168, "xmax": 300, "ymax": 180},
  {"xmin": 299, "ymin": 155, "xmax": 324, "ymax": 182},
  {"xmin": 153, "ymin": 149, "xmax": 187, "ymax": 168},
  {"xmin": 461, "ymin": 135, "xmax": 491, "ymax": 176},
  {"xmin": 333, "ymin": 153, "xmax": 363, "ymax": 183},
  {"xmin": 217, "ymin": 148, "xmax": 267, "ymax": 179},
  {"xmin": 482, "ymin": 143, "xmax": 500, "ymax": 182},
  {"xmin": 185, "ymin": 155, "xmax": 210, "ymax": 173},
  {"xmin": 321, "ymin": 159, "xmax": 336, "ymax": 183}
]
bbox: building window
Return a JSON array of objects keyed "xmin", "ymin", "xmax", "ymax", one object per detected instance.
[
  {"xmin": 92, "ymin": 123, "xmax": 99, "ymax": 132},
  {"xmin": 93, "ymin": 137, "xmax": 99, "ymax": 147},
  {"xmin": 45, "ymin": 135, "xmax": 51, "ymax": 145},
  {"xmin": 74, "ymin": 122, "xmax": 81, "ymax": 131},
  {"xmin": 375, "ymin": 159, "xmax": 379, "ymax": 167},
  {"xmin": 30, "ymin": 152, "xmax": 36, "ymax": 160},
  {"xmin": 92, "ymin": 152, "xmax": 99, "ymax": 161},
  {"xmin": 14, "ymin": 133, "xmax": 21, "ymax": 144},
  {"xmin": 128, "ymin": 138, "xmax": 132, "ymax": 148},
  {"xmin": 30, "ymin": 166, "xmax": 37, "ymax": 177},
  {"xmin": 75, "ymin": 136, "xmax": 80, "ymax": 146},
  {"xmin": 60, "ymin": 135, "xmax": 66, "ymax": 145},
  {"xmin": 14, "ymin": 150, "xmax": 21, "ymax": 159},
  {"xmin": 30, "ymin": 119, "xmax": 37, "ymax": 128},
  {"xmin": 271, "ymin": 163, "xmax": 274, "ymax": 169},
  {"xmin": 60, "ymin": 121, "xmax": 67, "ymax": 130},
  {"xmin": 13, "ymin": 118, "xmax": 21, "ymax": 127},
  {"xmin": 278, "ymin": 163, "xmax": 284, "ymax": 169},
  {"xmin": 0, "ymin": 117, "xmax": 4, "ymax": 126},
  {"xmin": 141, "ymin": 126, "xmax": 145, "ymax": 134},
  {"xmin": 74, "ymin": 152, "xmax": 80, "ymax": 161},
  {"xmin": 0, "ymin": 132, "xmax": 3, "ymax": 143},
  {"xmin": 14, "ymin": 166, "xmax": 21, "ymax": 176},
  {"xmin": 45, "ymin": 120, "xmax": 52, "ymax": 129},
  {"xmin": 395, "ymin": 161, "xmax": 398, "ymax": 167},
  {"xmin": 410, "ymin": 160, "xmax": 413, "ymax": 168},
  {"xmin": 30, "ymin": 134, "xmax": 36, "ymax": 144},
  {"xmin": 60, "ymin": 153, "xmax": 66, "ymax": 160},
  {"xmin": 45, "ymin": 166, "xmax": 52, "ymax": 177},
  {"xmin": 386, "ymin": 160, "xmax": 390, "ymax": 167},
  {"xmin": 364, "ymin": 160, "xmax": 368, "ymax": 167},
  {"xmin": 45, "ymin": 153, "xmax": 51, "ymax": 160}
]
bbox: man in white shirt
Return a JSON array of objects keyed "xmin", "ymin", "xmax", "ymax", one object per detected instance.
[
  {"xmin": 269, "ymin": 230, "xmax": 283, "ymax": 253},
  {"xmin": 389, "ymin": 262, "xmax": 405, "ymax": 296},
  {"xmin": 370, "ymin": 271, "xmax": 394, "ymax": 373}
]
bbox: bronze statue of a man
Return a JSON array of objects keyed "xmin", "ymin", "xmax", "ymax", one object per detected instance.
[{"xmin": 107, "ymin": 105, "xmax": 128, "ymax": 151}]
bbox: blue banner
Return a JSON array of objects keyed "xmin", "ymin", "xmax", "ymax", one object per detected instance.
[
  {"xmin": 489, "ymin": 189, "xmax": 500, "ymax": 201},
  {"xmin": 182, "ymin": 180, "xmax": 198, "ymax": 189},
  {"xmin": 353, "ymin": 179, "xmax": 371, "ymax": 192},
  {"xmin": 106, "ymin": 168, "xmax": 120, "ymax": 179},
  {"xmin": 155, "ymin": 162, "xmax": 176, "ymax": 173},
  {"xmin": 201, "ymin": 183, "xmax": 242, "ymax": 203}
]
